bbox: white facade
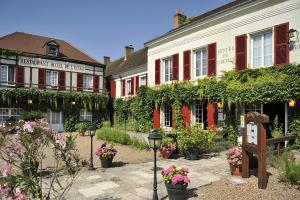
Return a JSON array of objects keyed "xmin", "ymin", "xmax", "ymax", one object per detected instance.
[{"xmin": 146, "ymin": 0, "xmax": 300, "ymax": 86}]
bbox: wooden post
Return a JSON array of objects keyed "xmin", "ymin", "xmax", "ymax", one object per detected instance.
[{"xmin": 258, "ymin": 121, "xmax": 267, "ymax": 189}]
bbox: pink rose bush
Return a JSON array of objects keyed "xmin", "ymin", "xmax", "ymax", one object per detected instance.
[
  {"xmin": 161, "ymin": 165, "xmax": 191, "ymax": 185},
  {"xmin": 95, "ymin": 143, "xmax": 117, "ymax": 159},
  {"xmin": 159, "ymin": 143, "xmax": 176, "ymax": 155},
  {"xmin": 226, "ymin": 147, "xmax": 242, "ymax": 167}
]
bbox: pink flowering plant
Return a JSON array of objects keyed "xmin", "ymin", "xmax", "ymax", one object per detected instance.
[
  {"xmin": 226, "ymin": 147, "xmax": 242, "ymax": 167},
  {"xmin": 95, "ymin": 143, "xmax": 117, "ymax": 159},
  {"xmin": 0, "ymin": 119, "xmax": 82, "ymax": 199},
  {"xmin": 159, "ymin": 143, "xmax": 176, "ymax": 155},
  {"xmin": 161, "ymin": 165, "xmax": 191, "ymax": 185}
]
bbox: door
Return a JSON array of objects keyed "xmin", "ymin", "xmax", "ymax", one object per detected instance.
[
  {"xmin": 263, "ymin": 103, "xmax": 285, "ymax": 137},
  {"xmin": 46, "ymin": 110, "xmax": 63, "ymax": 132}
]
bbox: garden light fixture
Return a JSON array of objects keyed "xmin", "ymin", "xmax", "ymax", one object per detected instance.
[
  {"xmin": 288, "ymin": 99, "xmax": 296, "ymax": 108},
  {"xmin": 87, "ymin": 125, "xmax": 97, "ymax": 170},
  {"xmin": 27, "ymin": 99, "xmax": 33, "ymax": 105},
  {"xmin": 71, "ymin": 101, "xmax": 76, "ymax": 106},
  {"xmin": 148, "ymin": 129, "xmax": 163, "ymax": 200}
]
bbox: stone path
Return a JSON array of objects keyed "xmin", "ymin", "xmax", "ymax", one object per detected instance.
[{"xmin": 65, "ymin": 153, "xmax": 230, "ymax": 200}]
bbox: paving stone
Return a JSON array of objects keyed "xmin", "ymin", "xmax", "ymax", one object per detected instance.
[
  {"xmin": 86, "ymin": 175, "xmax": 102, "ymax": 180},
  {"xmin": 95, "ymin": 181, "xmax": 119, "ymax": 190},
  {"xmin": 78, "ymin": 186, "xmax": 105, "ymax": 198},
  {"xmin": 227, "ymin": 176, "xmax": 246, "ymax": 185}
]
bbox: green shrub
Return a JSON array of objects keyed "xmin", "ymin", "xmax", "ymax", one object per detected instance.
[
  {"xmin": 284, "ymin": 162, "xmax": 300, "ymax": 186},
  {"xmin": 75, "ymin": 121, "xmax": 91, "ymax": 132},
  {"xmin": 271, "ymin": 115, "xmax": 284, "ymax": 138},
  {"xmin": 289, "ymin": 118, "xmax": 300, "ymax": 146},
  {"xmin": 64, "ymin": 117, "xmax": 79, "ymax": 132},
  {"xmin": 227, "ymin": 125, "xmax": 238, "ymax": 146},
  {"xmin": 96, "ymin": 127, "xmax": 131, "ymax": 145},
  {"xmin": 130, "ymin": 137, "xmax": 149, "ymax": 150},
  {"xmin": 102, "ymin": 120, "xmax": 111, "ymax": 128},
  {"xmin": 207, "ymin": 138, "xmax": 233, "ymax": 153},
  {"xmin": 20, "ymin": 110, "xmax": 44, "ymax": 121}
]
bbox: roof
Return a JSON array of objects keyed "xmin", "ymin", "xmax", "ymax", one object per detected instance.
[
  {"xmin": 106, "ymin": 47, "xmax": 147, "ymax": 76},
  {"xmin": 145, "ymin": 0, "xmax": 254, "ymax": 46},
  {"xmin": 0, "ymin": 32, "xmax": 101, "ymax": 65}
]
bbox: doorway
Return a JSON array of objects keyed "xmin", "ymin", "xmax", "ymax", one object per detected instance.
[{"xmin": 263, "ymin": 103, "xmax": 285, "ymax": 137}]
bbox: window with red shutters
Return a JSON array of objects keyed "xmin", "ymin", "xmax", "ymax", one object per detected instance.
[
  {"xmin": 122, "ymin": 79, "xmax": 125, "ymax": 96},
  {"xmin": 181, "ymin": 104, "xmax": 191, "ymax": 127},
  {"xmin": 153, "ymin": 107, "xmax": 160, "ymax": 128},
  {"xmin": 208, "ymin": 43, "xmax": 217, "ymax": 76},
  {"xmin": 235, "ymin": 34, "xmax": 247, "ymax": 71},
  {"xmin": 274, "ymin": 23, "xmax": 289, "ymax": 65},
  {"xmin": 77, "ymin": 73, "xmax": 83, "ymax": 91},
  {"xmin": 183, "ymin": 50, "xmax": 191, "ymax": 80},
  {"xmin": 110, "ymin": 80, "xmax": 116, "ymax": 97},
  {"xmin": 58, "ymin": 71, "xmax": 65, "ymax": 90},
  {"xmin": 155, "ymin": 59, "xmax": 160, "ymax": 85},
  {"xmin": 16, "ymin": 66, "xmax": 24, "ymax": 87},
  {"xmin": 38, "ymin": 68, "xmax": 46, "ymax": 89},
  {"xmin": 172, "ymin": 53, "xmax": 179, "ymax": 81},
  {"xmin": 135, "ymin": 76, "xmax": 139, "ymax": 94},
  {"xmin": 93, "ymin": 75, "xmax": 99, "ymax": 92},
  {"xmin": 131, "ymin": 77, "xmax": 134, "ymax": 95}
]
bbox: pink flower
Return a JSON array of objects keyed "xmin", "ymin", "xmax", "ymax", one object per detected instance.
[
  {"xmin": 182, "ymin": 167, "xmax": 189, "ymax": 173},
  {"xmin": 183, "ymin": 176, "xmax": 190, "ymax": 183},
  {"xmin": 23, "ymin": 122, "xmax": 33, "ymax": 133}
]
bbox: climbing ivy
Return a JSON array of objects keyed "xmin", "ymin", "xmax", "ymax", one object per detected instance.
[{"xmin": 113, "ymin": 64, "xmax": 300, "ymax": 130}]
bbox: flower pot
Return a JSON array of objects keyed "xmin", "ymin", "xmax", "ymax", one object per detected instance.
[
  {"xmin": 79, "ymin": 131, "xmax": 85, "ymax": 136},
  {"xmin": 230, "ymin": 165, "xmax": 242, "ymax": 176},
  {"xmin": 100, "ymin": 157, "xmax": 113, "ymax": 168},
  {"xmin": 160, "ymin": 151, "xmax": 172, "ymax": 159},
  {"xmin": 165, "ymin": 183, "xmax": 188, "ymax": 200}
]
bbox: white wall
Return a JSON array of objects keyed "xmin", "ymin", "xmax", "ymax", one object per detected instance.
[{"xmin": 147, "ymin": 0, "xmax": 300, "ymax": 86}]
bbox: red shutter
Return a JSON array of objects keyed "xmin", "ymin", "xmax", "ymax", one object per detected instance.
[
  {"xmin": 172, "ymin": 53, "xmax": 179, "ymax": 81},
  {"xmin": 16, "ymin": 66, "xmax": 24, "ymax": 87},
  {"xmin": 122, "ymin": 79, "xmax": 125, "ymax": 96},
  {"xmin": 131, "ymin": 77, "xmax": 134, "ymax": 95},
  {"xmin": 274, "ymin": 22, "xmax": 289, "ymax": 65},
  {"xmin": 207, "ymin": 103, "xmax": 217, "ymax": 128},
  {"xmin": 135, "ymin": 76, "xmax": 139, "ymax": 94},
  {"xmin": 77, "ymin": 73, "xmax": 83, "ymax": 91},
  {"xmin": 208, "ymin": 43, "xmax": 217, "ymax": 76},
  {"xmin": 110, "ymin": 80, "xmax": 116, "ymax": 98},
  {"xmin": 38, "ymin": 68, "xmax": 45, "ymax": 89},
  {"xmin": 153, "ymin": 107, "xmax": 160, "ymax": 128},
  {"xmin": 183, "ymin": 50, "xmax": 191, "ymax": 80},
  {"xmin": 58, "ymin": 71, "xmax": 65, "ymax": 90},
  {"xmin": 181, "ymin": 104, "xmax": 191, "ymax": 127},
  {"xmin": 93, "ymin": 75, "xmax": 99, "ymax": 92},
  {"xmin": 235, "ymin": 34, "xmax": 247, "ymax": 71},
  {"xmin": 155, "ymin": 59, "xmax": 160, "ymax": 85}
]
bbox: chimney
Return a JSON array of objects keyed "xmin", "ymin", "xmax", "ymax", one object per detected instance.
[
  {"xmin": 102, "ymin": 56, "xmax": 110, "ymax": 65},
  {"xmin": 174, "ymin": 9, "xmax": 185, "ymax": 29},
  {"xmin": 124, "ymin": 45, "xmax": 134, "ymax": 60}
]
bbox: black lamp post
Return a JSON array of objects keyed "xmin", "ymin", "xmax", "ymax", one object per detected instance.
[
  {"xmin": 148, "ymin": 129, "xmax": 163, "ymax": 200},
  {"xmin": 87, "ymin": 125, "xmax": 96, "ymax": 170}
]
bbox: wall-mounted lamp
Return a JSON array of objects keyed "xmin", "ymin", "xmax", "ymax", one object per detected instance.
[
  {"xmin": 288, "ymin": 28, "xmax": 299, "ymax": 50},
  {"xmin": 288, "ymin": 99, "xmax": 296, "ymax": 108},
  {"xmin": 217, "ymin": 101, "xmax": 223, "ymax": 109},
  {"xmin": 27, "ymin": 99, "xmax": 33, "ymax": 105},
  {"xmin": 71, "ymin": 101, "xmax": 76, "ymax": 106}
]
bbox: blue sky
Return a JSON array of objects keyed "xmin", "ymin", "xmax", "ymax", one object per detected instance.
[{"xmin": 0, "ymin": 0, "xmax": 231, "ymax": 62}]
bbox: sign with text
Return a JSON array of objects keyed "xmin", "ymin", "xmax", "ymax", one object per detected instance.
[
  {"xmin": 240, "ymin": 115, "xmax": 245, "ymax": 128},
  {"xmin": 18, "ymin": 57, "xmax": 94, "ymax": 73},
  {"xmin": 246, "ymin": 122, "xmax": 257, "ymax": 145}
]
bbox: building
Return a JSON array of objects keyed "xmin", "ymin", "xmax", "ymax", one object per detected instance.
[
  {"xmin": 0, "ymin": 32, "xmax": 105, "ymax": 131},
  {"xmin": 144, "ymin": 0, "xmax": 300, "ymax": 132},
  {"xmin": 106, "ymin": 46, "xmax": 147, "ymax": 98}
]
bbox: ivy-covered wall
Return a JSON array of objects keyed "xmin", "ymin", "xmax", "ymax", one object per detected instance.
[{"xmin": 113, "ymin": 64, "xmax": 300, "ymax": 132}]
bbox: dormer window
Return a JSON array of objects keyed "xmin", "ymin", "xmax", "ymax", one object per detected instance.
[{"xmin": 44, "ymin": 40, "xmax": 60, "ymax": 57}]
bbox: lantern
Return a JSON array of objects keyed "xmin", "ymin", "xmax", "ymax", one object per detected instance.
[
  {"xmin": 148, "ymin": 129, "xmax": 163, "ymax": 151},
  {"xmin": 27, "ymin": 99, "xmax": 33, "ymax": 105},
  {"xmin": 288, "ymin": 99, "xmax": 296, "ymax": 108}
]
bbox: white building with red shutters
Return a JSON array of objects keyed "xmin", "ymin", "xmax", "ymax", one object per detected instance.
[
  {"xmin": 145, "ymin": 0, "xmax": 300, "ymax": 132},
  {"xmin": 0, "ymin": 32, "xmax": 105, "ymax": 131},
  {"xmin": 106, "ymin": 46, "xmax": 147, "ymax": 98}
]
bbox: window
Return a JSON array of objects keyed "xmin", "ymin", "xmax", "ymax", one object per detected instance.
[
  {"xmin": 46, "ymin": 70, "xmax": 58, "ymax": 88},
  {"xmin": 83, "ymin": 74, "xmax": 93, "ymax": 91},
  {"xmin": 195, "ymin": 48, "xmax": 208, "ymax": 77},
  {"xmin": 251, "ymin": 31, "xmax": 273, "ymax": 68},
  {"xmin": 126, "ymin": 79, "xmax": 131, "ymax": 95},
  {"xmin": 164, "ymin": 104, "xmax": 172, "ymax": 127},
  {"xmin": 80, "ymin": 109, "xmax": 92, "ymax": 121},
  {"xmin": 0, "ymin": 108, "xmax": 21, "ymax": 122},
  {"xmin": 163, "ymin": 58, "xmax": 172, "ymax": 82},
  {"xmin": 194, "ymin": 102, "xmax": 204, "ymax": 124},
  {"xmin": 244, "ymin": 104, "xmax": 262, "ymax": 114},
  {"xmin": 0, "ymin": 65, "xmax": 15, "ymax": 85},
  {"xmin": 46, "ymin": 110, "xmax": 62, "ymax": 124},
  {"xmin": 140, "ymin": 76, "xmax": 147, "ymax": 86}
]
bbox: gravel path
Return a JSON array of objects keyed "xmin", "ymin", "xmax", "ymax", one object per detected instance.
[{"xmin": 192, "ymin": 167, "xmax": 300, "ymax": 200}]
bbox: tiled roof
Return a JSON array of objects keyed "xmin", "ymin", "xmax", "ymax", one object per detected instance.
[
  {"xmin": 106, "ymin": 47, "xmax": 147, "ymax": 76},
  {"xmin": 0, "ymin": 32, "xmax": 101, "ymax": 65}
]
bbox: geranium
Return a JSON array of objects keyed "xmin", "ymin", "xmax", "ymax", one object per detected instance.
[
  {"xmin": 161, "ymin": 165, "xmax": 190, "ymax": 185},
  {"xmin": 226, "ymin": 147, "xmax": 242, "ymax": 167},
  {"xmin": 95, "ymin": 143, "xmax": 117, "ymax": 159},
  {"xmin": 159, "ymin": 143, "xmax": 176, "ymax": 155}
]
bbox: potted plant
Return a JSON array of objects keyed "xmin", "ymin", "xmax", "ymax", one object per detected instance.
[
  {"xmin": 75, "ymin": 121, "xmax": 90, "ymax": 136},
  {"xmin": 226, "ymin": 147, "xmax": 242, "ymax": 176},
  {"xmin": 161, "ymin": 165, "xmax": 190, "ymax": 200},
  {"xmin": 95, "ymin": 143, "xmax": 117, "ymax": 168},
  {"xmin": 159, "ymin": 144, "xmax": 176, "ymax": 159}
]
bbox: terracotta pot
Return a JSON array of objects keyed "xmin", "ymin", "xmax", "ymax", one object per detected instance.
[
  {"xmin": 160, "ymin": 151, "xmax": 172, "ymax": 159},
  {"xmin": 165, "ymin": 183, "xmax": 188, "ymax": 200},
  {"xmin": 230, "ymin": 165, "xmax": 242, "ymax": 176},
  {"xmin": 79, "ymin": 131, "xmax": 85, "ymax": 136}
]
